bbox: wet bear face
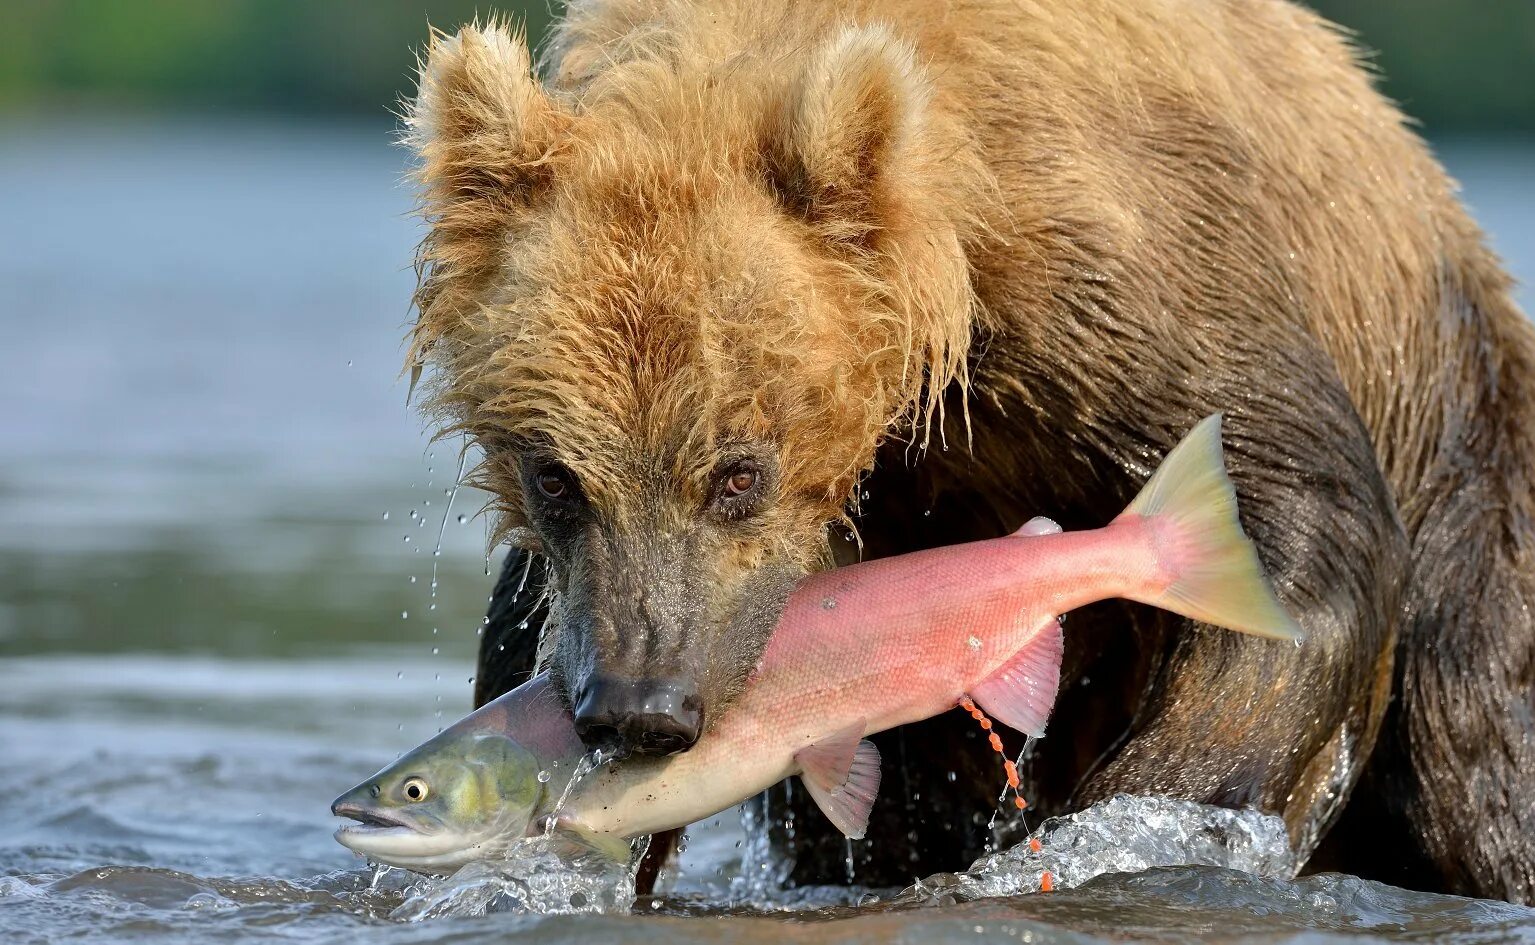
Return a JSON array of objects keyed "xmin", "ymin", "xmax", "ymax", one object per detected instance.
[{"xmin": 407, "ymin": 22, "xmax": 974, "ymax": 755}]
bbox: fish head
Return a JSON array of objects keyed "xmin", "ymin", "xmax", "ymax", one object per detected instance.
[{"xmin": 331, "ymin": 729, "xmax": 545, "ymax": 874}]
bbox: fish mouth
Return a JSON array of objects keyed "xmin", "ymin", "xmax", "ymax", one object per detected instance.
[
  {"xmin": 332, "ymin": 803, "xmax": 412, "ymax": 831},
  {"xmin": 331, "ymin": 803, "xmax": 486, "ymax": 873}
]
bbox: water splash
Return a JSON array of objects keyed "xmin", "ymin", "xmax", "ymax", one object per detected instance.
[
  {"xmin": 899, "ymin": 794, "xmax": 1295, "ymax": 905},
  {"xmin": 389, "ymin": 836, "xmax": 638, "ymax": 919},
  {"xmin": 543, "ymin": 750, "xmax": 607, "ymax": 828},
  {"xmin": 427, "ymin": 446, "xmax": 467, "ymax": 608},
  {"xmin": 734, "ymin": 788, "xmax": 795, "ymax": 903}
]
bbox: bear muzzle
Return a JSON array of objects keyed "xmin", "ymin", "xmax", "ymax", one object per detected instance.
[{"xmin": 571, "ymin": 673, "xmax": 704, "ymax": 757}]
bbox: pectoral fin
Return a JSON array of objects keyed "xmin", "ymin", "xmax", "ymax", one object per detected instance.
[
  {"xmin": 794, "ymin": 721, "xmax": 882, "ymax": 840},
  {"xmin": 548, "ymin": 821, "xmax": 633, "ymax": 864},
  {"xmin": 968, "ymin": 617, "xmax": 1064, "ymax": 738}
]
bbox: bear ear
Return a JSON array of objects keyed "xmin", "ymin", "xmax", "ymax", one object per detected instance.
[
  {"xmin": 406, "ymin": 20, "xmax": 570, "ymax": 212},
  {"xmin": 765, "ymin": 25, "xmax": 932, "ymax": 248},
  {"xmin": 404, "ymin": 22, "xmax": 572, "ymax": 399}
]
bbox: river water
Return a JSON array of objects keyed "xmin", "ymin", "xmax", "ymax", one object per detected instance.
[{"xmin": 2, "ymin": 118, "xmax": 1533, "ymax": 943}]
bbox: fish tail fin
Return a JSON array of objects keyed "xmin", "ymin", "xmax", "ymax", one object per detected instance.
[{"xmin": 1120, "ymin": 414, "xmax": 1303, "ymax": 641}]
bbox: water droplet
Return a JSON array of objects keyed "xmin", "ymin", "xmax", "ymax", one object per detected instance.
[
  {"xmin": 457, "ymin": 514, "xmax": 467, "ymax": 524},
  {"xmin": 401, "ymin": 611, "xmax": 408, "ymax": 619},
  {"xmin": 381, "ymin": 511, "xmax": 390, "ymax": 520},
  {"xmin": 947, "ymin": 770, "xmax": 958, "ymax": 782},
  {"xmin": 396, "ymin": 671, "xmax": 404, "ymax": 679},
  {"xmin": 346, "ymin": 360, "xmax": 353, "ymax": 367},
  {"xmin": 409, "ymin": 575, "xmax": 417, "ymax": 583},
  {"xmin": 403, "ymin": 535, "xmax": 411, "ymax": 543},
  {"xmin": 431, "ymin": 647, "xmax": 439, "ymax": 655},
  {"xmin": 409, "ymin": 510, "xmax": 419, "ymax": 520},
  {"xmin": 537, "ymin": 769, "xmax": 552, "ymax": 783}
]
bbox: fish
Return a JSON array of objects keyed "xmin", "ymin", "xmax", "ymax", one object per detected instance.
[{"xmin": 332, "ymin": 414, "xmax": 1300, "ymax": 873}]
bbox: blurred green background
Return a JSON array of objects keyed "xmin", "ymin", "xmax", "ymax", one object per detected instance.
[{"xmin": 1, "ymin": 0, "xmax": 1532, "ymax": 134}]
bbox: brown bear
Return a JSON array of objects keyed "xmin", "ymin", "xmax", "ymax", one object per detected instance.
[{"xmin": 404, "ymin": 0, "xmax": 1535, "ymax": 904}]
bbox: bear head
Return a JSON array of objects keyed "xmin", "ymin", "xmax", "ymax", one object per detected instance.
[{"xmin": 405, "ymin": 19, "xmax": 979, "ymax": 756}]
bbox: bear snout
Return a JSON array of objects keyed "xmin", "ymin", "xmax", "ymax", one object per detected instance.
[{"xmin": 571, "ymin": 673, "xmax": 704, "ymax": 757}]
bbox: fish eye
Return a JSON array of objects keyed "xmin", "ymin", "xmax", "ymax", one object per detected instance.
[{"xmin": 403, "ymin": 777, "xmax": 430, "ymax": 802}]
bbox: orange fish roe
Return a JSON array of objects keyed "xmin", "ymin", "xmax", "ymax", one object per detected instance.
[
  {"xmin": 1040, "ymin": 871, "xmax": 1055, "ymax": 893},
  {"xmin": 957, "ymin": 697, "xmax": 1034, "ymax": 813},
  {"xmin": 1029, "ymin": 838, "xmax": 1042, "ymax": 853}
]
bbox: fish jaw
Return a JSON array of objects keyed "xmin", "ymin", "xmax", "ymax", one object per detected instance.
[{"xmin": 331, "ymin": 801, "xmax": 516, "ymax": 874}]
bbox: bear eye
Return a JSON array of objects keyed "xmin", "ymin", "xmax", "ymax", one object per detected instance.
[
  {"xmin": 725, "ymin": 470, "xmax": 757, "ymax": 496},
  {"xmin": 530, "ymin": 462, "xmax": 579, "ymax": 503},
  {"xmin": 537, "ymin": 473, "xmax": 568, "ymax": 499},
  {"xmin": 713, "ymin": 459, "xmax": 767, "ymax": 516}
]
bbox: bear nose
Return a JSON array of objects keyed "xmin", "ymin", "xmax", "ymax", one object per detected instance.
[{"xmin": 572, "ymin": 675, "xmax": 703, "ymax": 758}]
